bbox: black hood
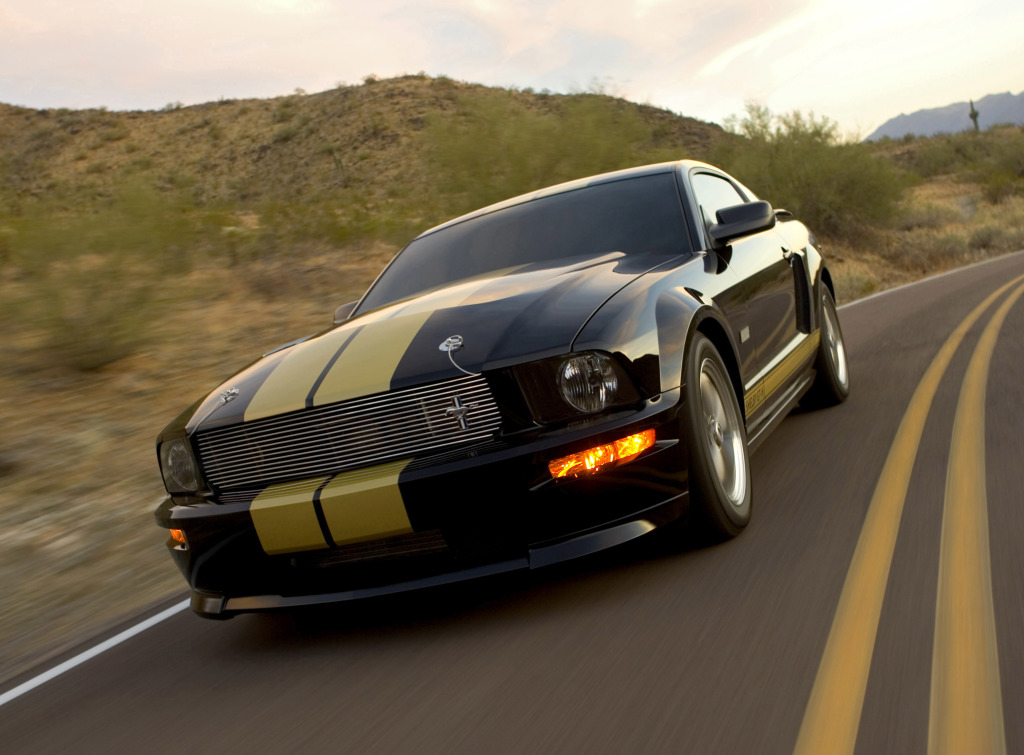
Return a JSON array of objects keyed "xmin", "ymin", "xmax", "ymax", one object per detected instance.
[{"xmin": 187, "ymin": 252, "xmax": 661, "ymax": 431}]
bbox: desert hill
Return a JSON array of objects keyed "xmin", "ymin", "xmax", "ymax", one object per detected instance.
[{"xmin": 0, "ymin": 75, "xmax": 723, "ymax": 231}]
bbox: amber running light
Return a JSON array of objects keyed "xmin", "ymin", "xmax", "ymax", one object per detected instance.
[
  {"xmin": 170, "ymin": 529, "xmax": 187, "ymax": 546},
  {"xmin": 548, "ymin": 429, "xmax": 656, "ymax": 479}
]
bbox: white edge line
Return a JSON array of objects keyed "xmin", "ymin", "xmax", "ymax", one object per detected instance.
[
  {"xmin": 0, "ymin": 598, "xmax": 190, "ymax": 708},
  {"xmin": 838, "ymin": 249, "xmax": 1024, "ymax": 310}
]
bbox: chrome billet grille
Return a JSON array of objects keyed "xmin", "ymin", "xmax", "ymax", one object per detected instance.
[{"xmin": 195, "ymin": 375, "xmax": 501, "ymax": 491}]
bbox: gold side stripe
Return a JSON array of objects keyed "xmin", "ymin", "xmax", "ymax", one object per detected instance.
[
  {"xmin": 250, "ymin": 477, "xmax": 329, "ymax": 555},
  {"xmin": 320, "ymin": 459, "xmax": 413, "ymax": 546},
  {"xmin": 743, "ymin": 330, "xmax": 820, "ymax": 416}
]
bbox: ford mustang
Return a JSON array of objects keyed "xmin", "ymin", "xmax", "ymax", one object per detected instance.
[{"xmin": 155, "ymin": 160, "xmax": 849, "ymax": 618}]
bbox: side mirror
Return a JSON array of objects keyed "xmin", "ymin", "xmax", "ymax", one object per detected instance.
[
  {"xmin": 708, "ymin": 201, "xmax": 775, "ymax": 248},
  {"xmin": 333, "ymin": 301, "xmax": 358, "ymax": 325}
]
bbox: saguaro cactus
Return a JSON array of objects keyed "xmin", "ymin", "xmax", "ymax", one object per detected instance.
[{"xmin": 969, "ymin": 99, "xmax": 980, "ymax": 132}]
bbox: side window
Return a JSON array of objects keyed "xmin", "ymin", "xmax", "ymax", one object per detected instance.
[{"xmin": 691, "ymin": 173, "xmax": 747, "ymax": 232}]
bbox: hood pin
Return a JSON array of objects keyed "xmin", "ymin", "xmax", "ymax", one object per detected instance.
[{"xmin": 439, "ymin": 335, "xmax": 479, "ymax": 377}]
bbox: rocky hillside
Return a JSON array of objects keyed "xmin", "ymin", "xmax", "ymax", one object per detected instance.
[{"xmin": 0, "ymin": 75, "xmax": 724, "ymax": 226}]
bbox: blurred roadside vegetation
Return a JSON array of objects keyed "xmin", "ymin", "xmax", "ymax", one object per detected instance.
[
  {"xmin": 4, "ymin": 77, "xmax": 1022, "ymax": 374},
  {"xmin": 1, "ymin": 75, "xmax": 1023, "ymax": 682}
]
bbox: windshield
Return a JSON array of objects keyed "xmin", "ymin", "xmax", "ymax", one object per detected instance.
[{"xmin": 357, "ymin": 172, "xmax": 691, "ymax": 313}]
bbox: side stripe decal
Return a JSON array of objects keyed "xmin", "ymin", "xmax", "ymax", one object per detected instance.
[{"xmin": 744, "ymin": 330, "xmax": 820, "ymax": 416}]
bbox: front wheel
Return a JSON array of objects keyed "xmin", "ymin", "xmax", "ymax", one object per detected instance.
[{"xmin": 683, "ymin": 333, "xmax": 752, "ymax": 540}]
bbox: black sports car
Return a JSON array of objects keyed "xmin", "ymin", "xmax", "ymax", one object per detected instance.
[{"xmin": 155, "ymin": 160, "xmax": 849, "ymax": 618}]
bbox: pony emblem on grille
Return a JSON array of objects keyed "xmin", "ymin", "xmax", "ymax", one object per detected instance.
[{"xmin": 444, "ymin": 395, "xmax": 478, "ymax": 430}]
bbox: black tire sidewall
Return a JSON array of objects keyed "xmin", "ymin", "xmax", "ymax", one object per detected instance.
[
  {"xmin": 811, "ymin": 287, "xmax": 849, "ymax": 405},
  {"xmin": 683, "ymin": 333, "xmax": 752, "ymax": 538}
]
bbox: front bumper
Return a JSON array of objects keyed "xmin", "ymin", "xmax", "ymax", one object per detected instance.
[{"xmin": 155, "ymin": 391, "xmax": 691, "ymax": 618}]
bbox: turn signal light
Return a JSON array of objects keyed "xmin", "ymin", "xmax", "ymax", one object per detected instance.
[
  {"xmin": 548, "ymin": 429, "xmax": 656, "ymax": 479},
  {"xmin": 169, "ymin": 529, "xmax": 187, "ymax": 546}
]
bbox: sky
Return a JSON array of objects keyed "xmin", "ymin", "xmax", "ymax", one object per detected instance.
[{"xmin": 2, "ymin": 0, "xmax": 1022, "ymax": 137}]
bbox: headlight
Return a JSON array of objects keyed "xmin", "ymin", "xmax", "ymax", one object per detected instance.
[
  {"xmin": 159, "ymin": 437, "xmax": 201, "ymax": 493},
  {"xmin": 558, "ymin": 354, "xmax": 618, "ymax": 413},
  {"xmin": 513, "ymin": 351, "xmax": 641, "ymax": 424}
]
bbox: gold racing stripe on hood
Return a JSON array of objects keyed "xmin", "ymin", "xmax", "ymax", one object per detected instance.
[
  {"xmin": 311, "ymin": 277, "xmax": 496, "ymax": 406},
  {"xmin": 243, "ymin": 275, "xmax": 500, "ymax": 421},
  {"xmin": 250, "ymin": 477, "xmax": 330, "ymax": 555},
  {"xmin": 312, "ymin": 310, "xmax": 435, "ymax": 405},
  {"xmin": 242, "ymin": 321, "xmax": 365, "ymax": 423},
  {"xmin": 319, "ymin": 459, "xmax": 413, "ymax": 545},
  {"xmin": 239, "ymin": 268, "xmax": 520, "ymax": 422}
]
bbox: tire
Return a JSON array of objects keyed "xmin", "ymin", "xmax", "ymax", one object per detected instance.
[
  {"xmin": 683, "ymin": 333, "xmax": 752, "ymax": 540},
  {"xmin": 803, "ymin": 286, "xmax": 849, "ymax": 408}
]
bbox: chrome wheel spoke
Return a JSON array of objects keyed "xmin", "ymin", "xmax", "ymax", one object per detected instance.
[
  {"xmin": 698, "ymin": 357, "xmax": 746, "ymax": 507},
  {"xmin": 825, "ymin": 304, "xmax": 849, "ymax": 388}
]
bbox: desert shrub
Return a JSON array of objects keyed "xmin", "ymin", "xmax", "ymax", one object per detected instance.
[
  {"xmin": 910, "ymin": 128, "xmax": 1024, "ymax": 205},
  {"xmin": 835, "ymin": 273, "xmax": 877, "ymax": 301},
  {"xmin": 983, "ymin": 196, "xmax": 1024, "ymax": 231},
  {"xmin": 1007, "ymin": 229, "xmax": 1024, "ymax": 251},
  {"xmin": 897, "ymin": 202, "xmax": 949, "ymax": 230},
  {"xmin": 981, "ymin": 172, "xmax": 1015, "ymax": 204},
  {"xmin": 1, "ymin": 181, "xmax": 196, "ymax": 370},
  {"xmin": 989, "ymin": 130, "xmax": 1024, "ymax": 176},
  {"xmin": 712, "ymin": 104, "xmax": 909, "ymax": 239},
  {"xmin": 273, "ymin": 100, "xmax": 298, "ymax": 124},
  {"xmin": 96, "ymin": 125, "xmax": 129, "ymax": 144},
  {"xmin": 909, "ymin": 134, "xmax": 989, "ymax": 177},
  {"xmin": 969, "ymin": 224, "xmax": 1008, "ymax": 250},
  {"xmin": 424, "ymin": 92, "xmax": 678, "ymax": 217},
  {"xmin": 931, "ymin": 232, "xmax": 968, "ymax": 257},
  {"xmin": 272, "ymin": 125, "xmax": 298, "ymax": 143}
]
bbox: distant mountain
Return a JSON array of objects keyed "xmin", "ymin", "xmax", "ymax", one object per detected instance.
[{"xmin": 866, "ymin": 90, "xmax": 1024, "ymax": 141}]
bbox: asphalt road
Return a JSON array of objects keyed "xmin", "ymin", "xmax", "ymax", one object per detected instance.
[{"xmin": 3, "ymin": 251, "xmax": 1023, "ymax": 754}]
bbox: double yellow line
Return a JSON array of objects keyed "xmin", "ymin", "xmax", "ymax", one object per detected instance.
[{"xmin": 794, "ymin": 273, "xmax": 1024, "ymax": 755}]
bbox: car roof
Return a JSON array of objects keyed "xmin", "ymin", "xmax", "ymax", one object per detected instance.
[{"xmin": 415, "ymin": 159, "xmax": 714, "ymax": 240}]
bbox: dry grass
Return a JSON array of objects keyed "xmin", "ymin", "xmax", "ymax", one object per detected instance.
[{"xmin": 0, "ymin": 245, "xmax": 393, "ymax": 682}]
